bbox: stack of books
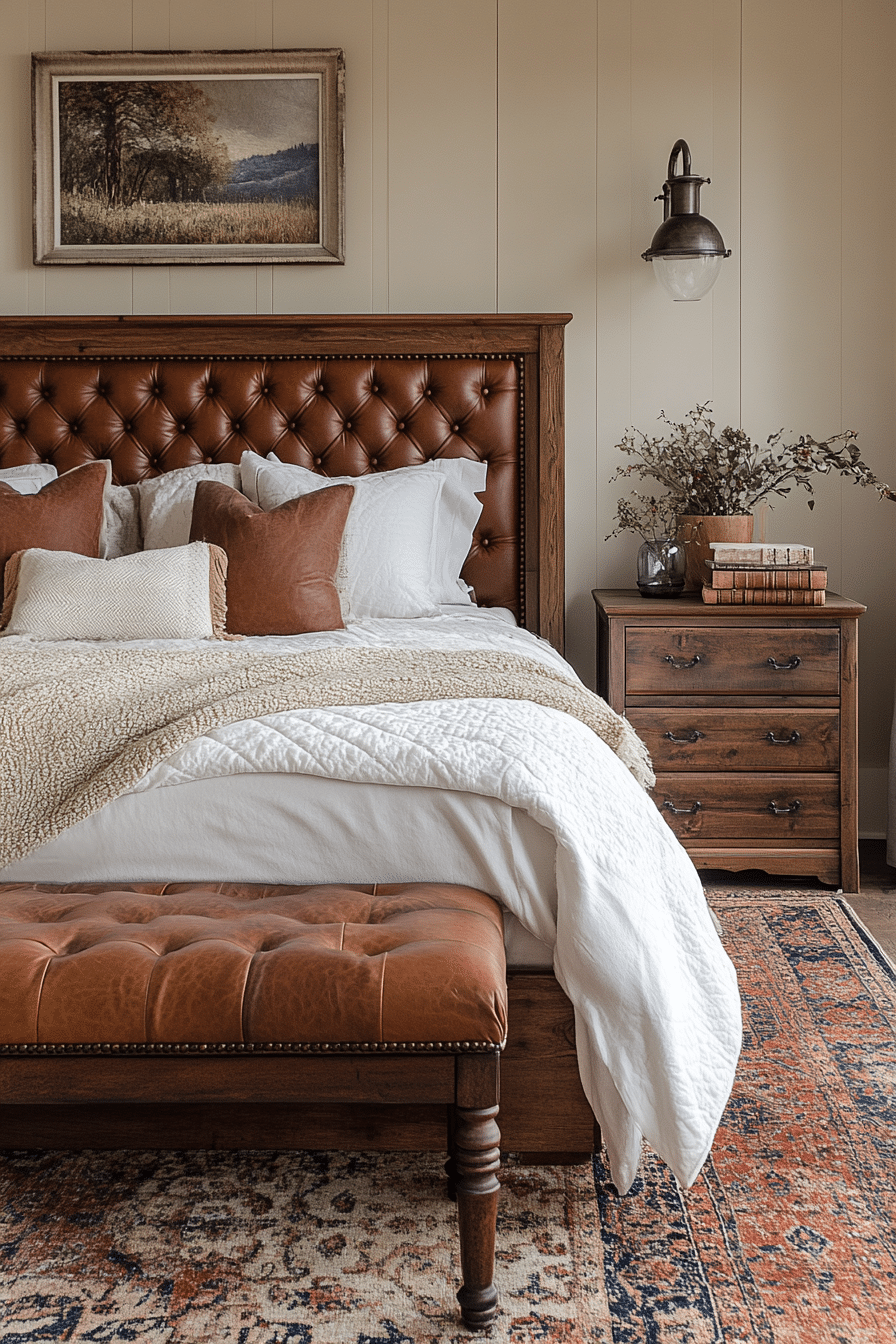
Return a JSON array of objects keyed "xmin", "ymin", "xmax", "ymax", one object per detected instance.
[{"xmin": 703, "ymin": 543, "xmax": 826, "ymax": 605}]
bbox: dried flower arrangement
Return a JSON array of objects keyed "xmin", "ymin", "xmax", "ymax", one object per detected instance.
[{"xmin": 607, "ymin": 403, "xmax": 894, "ymax": 539}]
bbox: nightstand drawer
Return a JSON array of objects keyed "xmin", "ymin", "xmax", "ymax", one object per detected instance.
[
  {"xmin": 629, "ymin": 707, "xmax": 839, "ymax": 771},
  {"xmin": 653, "ymin": 773, "xmax": 840, "ymax": 839},
  {"xmin": 626, "ymin": 627, "xmax": 840, "ymax": 695}
]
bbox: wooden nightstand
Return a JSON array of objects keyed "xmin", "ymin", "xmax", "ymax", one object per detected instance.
[{"xmin": 593, "ymin": 589, "xmax": 865, "ymax": 891}]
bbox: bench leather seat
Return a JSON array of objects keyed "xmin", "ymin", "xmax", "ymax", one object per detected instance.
[{"xmin": 0, "ymin": 881, "xmax": 508, "ymax": 1052}]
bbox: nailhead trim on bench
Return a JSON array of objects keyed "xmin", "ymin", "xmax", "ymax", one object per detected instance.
[{"xmin": 0, "ymin": 1040, "xmax": 504, "ymax": 1057}]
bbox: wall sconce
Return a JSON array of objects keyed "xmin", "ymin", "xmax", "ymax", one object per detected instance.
[{"xmin": 642, "ymin": 139, "xmax": 731, "ymax": 301}]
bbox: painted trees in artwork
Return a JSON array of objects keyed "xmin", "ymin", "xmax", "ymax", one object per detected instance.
[{"xmin": 58, "ymin": 80, "xmax": 231, "ymax": 207}]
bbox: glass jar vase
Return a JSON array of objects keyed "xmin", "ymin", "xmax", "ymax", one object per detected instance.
[{"xmin": 636, "ymin": 537, "xmax": 686, "ymax": 597}]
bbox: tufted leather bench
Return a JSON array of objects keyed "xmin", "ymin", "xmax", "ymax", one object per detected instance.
[{"xmin": 0, "ymin": 879, "xmax": 507, "ymax": 1330}]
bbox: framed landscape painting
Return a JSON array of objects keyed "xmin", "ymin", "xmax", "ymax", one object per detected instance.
[{"xmin": 32, "ymin": 49, "xmax": 344, "ymax": 265}]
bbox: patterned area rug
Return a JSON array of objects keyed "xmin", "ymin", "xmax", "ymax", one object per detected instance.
[{"xmin": 0, "ymin": 895, "xmax": 894, "ymax": 1343}]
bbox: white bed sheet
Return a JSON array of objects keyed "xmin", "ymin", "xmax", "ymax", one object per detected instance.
[{"xmin": 0, "ymin": 772, "xmax": 555, "ymax": 968}]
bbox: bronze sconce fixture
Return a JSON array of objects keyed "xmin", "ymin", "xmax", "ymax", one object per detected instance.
[{"xmin": 642, "ymin": 139, "xmax": 731, "ymax": 300}]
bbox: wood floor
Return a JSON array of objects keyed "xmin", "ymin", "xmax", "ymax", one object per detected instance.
[{"xmin": 701, "ymin": 838, "xmax": 896, "ymax": 963}]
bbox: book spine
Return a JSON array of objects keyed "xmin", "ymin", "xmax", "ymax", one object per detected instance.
[
  {"xmin": 711, "ymin": 568, "xmax": 827, "ymax": 590},
  {"xmin": 702, "ymin": 585, "xmax": 826, "ymax": 605},
  {"xmin": 710, "ymin": 544, "xmax": 814, "ymax": 565}
]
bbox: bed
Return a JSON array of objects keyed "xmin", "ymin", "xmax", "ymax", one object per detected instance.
[{"xmin": 0, "ymin": 313, "xmax": 741, "ymax": 1196}]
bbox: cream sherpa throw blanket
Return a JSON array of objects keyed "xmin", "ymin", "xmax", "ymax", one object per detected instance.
[{"xmin": 1, "ymin": 644, "xmax": 654, "ymax": 869}]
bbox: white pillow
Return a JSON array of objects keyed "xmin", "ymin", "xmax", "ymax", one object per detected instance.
[
  {"xmin": 240, "ymin": 454, "xmax": 448, "ymax": 619},
  {"xmin": 0, "ymin": 543, "xmax": 228, "ymax": 641},
  {"xmin": 138, "ymin": 463, "xmax": 241, "ymax": 550},
  {"xmin": 241, "ymin": 453, "xmax": 486, "ymax": 611},
  {"xmin": 103, "ymin": 483, "xmax": 142, "ymax": 558},
  {"xmin": 0, "ymin": 463, "xmax": 58, "ymax": 495}
]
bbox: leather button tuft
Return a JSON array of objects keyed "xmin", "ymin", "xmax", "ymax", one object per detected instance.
[
  {"xmin": 232, "ymin": 421, "xmax": 242, "ymax": 432},
  {"xmin": 345, "ymin": 421, "xmax": 352, "ymax": 430},
  {"xmin": 314, "ymin": 457, "xmax": 322, "ymax": 466},
  {"xmin": 370, "ymin": 457, "xmax": 378, "ymax": 467},
  {"xmin": 481, "ymin": 537, "xmax": 490, "ymax": 547},
  {"xmin": 17, "ymin": 421, "xmax": 27, "ymax": 433},
  {"xmin": 397, "ymin": 422, "xmax": 405, "ymax": 431},
  {"xmin": 452, "ymin": 424, "xmax": 460, "ymax": 433},
  {"xmin": 206, "ymin": 385, "xmax": 216, "ymax": 397},
  {"xmin": 290, "ymin": 422, "xmax": 299, "ymax": 432},
  {"xmin": 179, "ymin": 423, "xmax": 188, "ymax": 433},
  {"xmin": 123, "ymin": 421, "xmax": 132, "ymax": 433},
  {"xmin": 482, "ymin": 387, "xmax": 490, "ymax": 396},
  {"xmin": 317, "ymin": 384, "xmax": 325, "ymax": 393},
  {"xmin": 203, "ymin": 456, "xmax": 212, "ymax": 464}
]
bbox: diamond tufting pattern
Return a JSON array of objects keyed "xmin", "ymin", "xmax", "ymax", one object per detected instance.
[{"xmin": 0, "ymin": 356, "xmax": 522, "ymax": 612}]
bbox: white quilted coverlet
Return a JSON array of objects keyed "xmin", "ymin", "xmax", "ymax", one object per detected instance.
[{"xmin": 115, "ymin": 615, "xmax": 742, "ymax": 1194}]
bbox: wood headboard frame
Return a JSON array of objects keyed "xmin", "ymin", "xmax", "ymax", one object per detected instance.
[{"xmin": 0, "ymin": 313, "xmax": 571, "ymax": 652}]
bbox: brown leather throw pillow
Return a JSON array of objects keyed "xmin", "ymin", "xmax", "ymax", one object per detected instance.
[
  {"xmin": 190, "ymin": 479, "xmax": 354, "ymax": 635},
  {"xmin": 0, "ymin": 461, "xmax": 109, "ymax": 605}
]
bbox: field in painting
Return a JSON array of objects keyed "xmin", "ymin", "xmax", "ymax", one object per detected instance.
[{"xmin": 60, "ymin": 194, "xmax": 319, "ymax": 247}]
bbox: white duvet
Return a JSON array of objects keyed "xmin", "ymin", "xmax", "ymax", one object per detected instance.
[{"xmin": 2, "ymin": 610, "xmax": 741, "ymax": 1193}]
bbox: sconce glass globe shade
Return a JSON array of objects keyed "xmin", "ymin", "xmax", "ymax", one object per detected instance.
[{"xmin": 651, "ymin": 253, "xmax": 725, "ymax": 301}]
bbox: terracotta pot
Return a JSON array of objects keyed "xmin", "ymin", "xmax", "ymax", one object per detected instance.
[{"xmin": 676, "ymin": 514, "xmax": 754, "ymax": 591}]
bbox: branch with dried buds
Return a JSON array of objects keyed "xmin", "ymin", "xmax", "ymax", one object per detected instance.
[{"xmin": 608, "ymin": 404, "xmax": 895, "ymax": 537}]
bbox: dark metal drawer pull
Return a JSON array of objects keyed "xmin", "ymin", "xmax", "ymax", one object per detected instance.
[
  {"xmin": 662, "ymin": 799, "xmax": 702, "ymax": 815},
  {"xmin": 663, "ymin": 729, "xmax": 706, "ymax": 744},
  {"xmin": 662, "ymin": 653, "xmax": 703, "ymax": 670},
  {"xmin": 765, "ymin": 730, "xmax": 802, "ymax": 745},
  {"xmin": 767, "ymin": 655, "xmax": 802, "ymax": 671},
  {"xmin": 768, "ymin": 799, "xmax": 802, "ymax": 816}
]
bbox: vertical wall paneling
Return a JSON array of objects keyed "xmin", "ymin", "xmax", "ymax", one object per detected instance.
[
  {"xmin": 840, "ymin": 0, "xmax": 896, "ymax": 831},
  {"xmin": 386, "ymin": 0, "xmax": 497, "ymax": 312},
  {"xmin": 273, "ymin": 0, "xmax": 375, "ymax": 314},
  {"xmin": 44, "ymin": 0, "xmax": 133, "ymax": 51},
  {"xmin": 596, "ymin": 0, "xmax": 739, "ymax": 592},
  {"xmin": 498, "ymin": 0, "xmax": 597, "ymax": 679},
  {"xmin": 595, "ymin": 0, "xmax": 634, "ymax": 589},
  {"xmin": 0, "ymin": 0, "xmax": 32, "ymax": 313},
  {"xmin": 710, "ymin": 0, "xmax": 743, "ymax": 426},
  {"xmin": 628, "ymin": 0, "xmax": 717, "ymax": 424},
  {"xmin": 370, "ymin": 0, "xmax": 389, "ymax": 311},
  {"xmin": 740, "ymin": 0, "xmax": 844, "ymax": 590},
  {"xmin": 168, "ymin": 0, "xmax": 272, "ymax": 50}
]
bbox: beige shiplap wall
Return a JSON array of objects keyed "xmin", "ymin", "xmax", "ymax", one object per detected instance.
[
  {"xmin": 597, "ymin": 0, "xmax": 896, "ymax": 836},
  {"xmin": 1, "ymin": 0, "xmax": 894, "ymax": 833}
]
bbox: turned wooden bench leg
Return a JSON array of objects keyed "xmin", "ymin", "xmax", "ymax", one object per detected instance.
[{"xmin": 454, "ymin": 1052, "xmax": 501, "ymax": 1331}]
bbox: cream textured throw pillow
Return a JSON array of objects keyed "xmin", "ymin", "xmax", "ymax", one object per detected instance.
[
  {"xmin": 0, "ymin": 543, "xmax": 228, "ymax": 641},
  {"xmin": 138, "ymin": 463, "xmax": 242, "ymax": 550}
]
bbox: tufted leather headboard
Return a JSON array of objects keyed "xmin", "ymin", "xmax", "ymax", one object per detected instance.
[{"xmin": 0, "ymin": 314, "xmax": 570, "ymax": 650}]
